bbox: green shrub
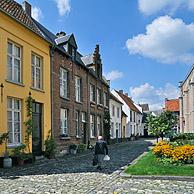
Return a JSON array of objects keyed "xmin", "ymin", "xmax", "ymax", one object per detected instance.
[
  {"xmin": 77, "ymin": 144, "xmax": 86, "ymax": 153},
  {"xmin": 69, "ymin": 144, "xmax": 77, "ymax": 150},
  {"xmin": 44, "ymin": 131, "xmax": 56, "ymax": 159}
]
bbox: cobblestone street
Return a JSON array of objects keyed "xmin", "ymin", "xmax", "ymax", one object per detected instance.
[{"xmin": 0, "ymin": 138, "xmax": 194, "ymax": 194}]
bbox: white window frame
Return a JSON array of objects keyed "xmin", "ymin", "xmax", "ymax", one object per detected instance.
[
  {"xmin": 103, "ymin": 92, "xmax": 108, "ymax": 107},
  {"xmin": 97, "ymin": 116, "xmax": 101, "ymax": 136},
  {"xmin": 32, "ymin": 54, "xmax": 42, "ymax": 89},
  {"xmin": 90, "ymin": 84, "xmax": 95, "ymax": 102},
  {"xmin": 117, "ymin": 107, "xmax": 120, "ymax": 118},
  {"xmin": 75, "ymin": 76, "xmax": 81, "ymax": 102},
  {"xmin": 76, "ymin": 111, "xmax": 80, "ymax": 137},
  {"xmin": 90, "ymin": 114, "xmax": 95, "ymax": 138},
  {"xmin": 60, "ymin": 68, "xmax": 68, "ymax": 98},
  {"xmin": 82, "ymin": 112, "xmax": 86, "ymax": 123},
  {"xmin": 97, "ymin": 88, "xmax": 102, "ymax": 104},
  {"xmin": 7, "ymin": 42, "xmax": 22, "ymax": 83},
  {"xmin": 7, "ymin": 97, "xmax": 22, "ymax": 146},
  {"xmin": 60, "ymin": 108, "xmax": 68, "ymax": 135}
]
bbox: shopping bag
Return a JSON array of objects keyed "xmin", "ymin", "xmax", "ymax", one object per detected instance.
[
  {"xmin": 103, "ymin": 155, "xmax": 110, "ymax": 161},
  {"xmin": 93, "ymin": 155, "xmax": 98, "ymax": 166}
]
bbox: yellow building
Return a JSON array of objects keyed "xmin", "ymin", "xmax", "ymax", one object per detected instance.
[{"xmin": 0, "ymin": 1, "xmax": 51, "ymax": 156}]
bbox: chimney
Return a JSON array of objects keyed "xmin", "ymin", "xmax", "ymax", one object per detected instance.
[
  {"xmin": 95, "ymin": 44, "xmax": 99, "ymax": 53},
  {"xmin": 119, "ymin": 90, "xmax": 123, "ymax": 94},
  {"xmin": 56, "ymin": 31, "xmax": 66, "ymax": 38},
  {"xmin": 125, "ymin": 93, "xmax": 128, "ymax": 96},
  {"xmin": 22, "ymin": 1, "xmax": 31, "ymax": 16}
]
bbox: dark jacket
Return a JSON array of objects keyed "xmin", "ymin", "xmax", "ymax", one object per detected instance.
[{"xmin": 94, "ymin": 140, "xmax": 108, "ymax": 155}]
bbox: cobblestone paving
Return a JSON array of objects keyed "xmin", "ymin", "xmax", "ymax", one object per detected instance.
[{"xmin": 0, "ymin": 138, "xmax": 194, "ymax": 194}]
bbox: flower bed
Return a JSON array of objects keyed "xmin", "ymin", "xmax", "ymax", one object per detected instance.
[{"xmin": 153, "ymin": 141, "xmax": 194, "ymax": 164}]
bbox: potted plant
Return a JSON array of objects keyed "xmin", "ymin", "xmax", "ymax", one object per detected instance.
[
  {"xmin": 77, "ymin": 143, "xmax": 86, "ymax": 153},
  {"xmin": 0, "ymin": 132, "xmax": 12, "ymax": 168},
  {"xmin": 69, "ymin": 144, "xmax": 77, "ymax": 155},
  {"xmin": 12, "ymin": 144, "xmax": 28, "ymax": 166}
]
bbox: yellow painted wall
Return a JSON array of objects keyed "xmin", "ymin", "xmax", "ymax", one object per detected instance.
[
  {"xmin": 121, "ymin": 116, "xmax": 127, "ymax": 138},
  {"xmin": 0, "ymin": 12, "xmax": 51, "ymax": 156}
]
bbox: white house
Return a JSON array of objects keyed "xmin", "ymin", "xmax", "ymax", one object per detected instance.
[
  {"xmin": 109, "ymin": 92, "xmax": 123, "ymax": 140},
  {"xmin": 111, "ymin": 89, "xmax": 143, "ymax": 138}
]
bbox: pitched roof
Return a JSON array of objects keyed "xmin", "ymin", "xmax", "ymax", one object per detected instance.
[
  {"xmin": 81, "ymin": 54, "xmax": 93, "ymax": 65},
  {"xmin": 116, "ymin": 90, "xmax": 141, "ymax": 114},
  {"xmin": 110, "ymin": 93, "xmax": 123, "ymax": 105},
  {"xmin": 0, "ymin": 0, "xmax": 45, "ymax": 39},
  {"xmin": 165, "ymin": 99, "xmax": 179, "ymax": 112},
  {"xmin": 122, "ymin": 110, "xmax": 128, "ymax": 117},
  {"xmin": 139, "ymin": 104, "xmax": 149, "ymax": 112}
]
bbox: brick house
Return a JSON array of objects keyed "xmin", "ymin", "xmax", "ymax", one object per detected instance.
[{"xmin": 33, "ymin": 22, "xmax": 110, "ymax": 152}]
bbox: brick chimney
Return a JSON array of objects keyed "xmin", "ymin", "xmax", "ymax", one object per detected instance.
[{"xmin": 22, "ymin": 1, "xmax": 31, "ymax": 16}]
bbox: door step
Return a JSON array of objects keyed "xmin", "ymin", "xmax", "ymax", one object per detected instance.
[{"xmin": 35, "ymin": 155, "xmax": 44, "ymax": 161}]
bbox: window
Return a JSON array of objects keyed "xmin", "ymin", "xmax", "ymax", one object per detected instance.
[
  {"xmin": 7, "ymin": 42, "xmax": 21, "ymax": 83},
  {"xmin": 76, "ymin": 111, "xmax": 80, "ymax": 137},
  {"xmin": 134, "ymin": 112, "xmax": 136, "ymax": 122},
  {"xmin": 130, "ymin": 110, "xmax": 132, "ymax": 122},
  {"xmin": 97, "ymin": 88, "xmax": 102, "ymax": 104},
  {"xmin": 111, "ymin": 122, "xmax": 114, "ymax": 138},
  {"xmin": 90, "ymin": 114, "xmax": 95, "ymax": 138},
  {"xmin": 82, "ymin": 112, "xmax": 86, "ymax": 123},
  {"xmin": 117, "ymin": 107, "xmax": 120, "ymax": 118},
  {"xmin": 112, "ymin": 105, "xmax": 115, "ymax": 117},
  {"xmin": 119, "ymin": 123, "xmax": 121, "ymax": 138},
  {"xmin": 103, "ymin": 92, "xmax": 108, "ymax": 107},
  {"xmin": 75, "ymin": 76, "xmax": 81, "ymax": 102},
  {"xmin": 90, "ymin": 84, "xmax": 95, "ymax": 102},
  {"xmin": 60, "ymin": 109, "xmax": 68, "ymax": 135},
  {"xmin": 7, "ymin": 97, "xmax": 21, "ymax": 145},
  {"xmin": 32, "ymin": 54, "xmax": 42, "ymax": 89},
  {"xmin": 97, "ymin": 116, "xmax": 101, "ymax": 136},
  {"xmin": 60, "ymin": 68, "xmax": 68, "ymax": 98}
]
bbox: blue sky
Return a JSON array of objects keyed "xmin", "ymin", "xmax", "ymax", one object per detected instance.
[{"xmin": 17, "ymin": 0, "xmax": 194, "ymax": 110}]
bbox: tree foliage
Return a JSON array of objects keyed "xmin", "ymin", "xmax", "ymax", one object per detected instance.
[{"xmin": 146, "ymin": 111, "xmax": 177, "ymax": 142}]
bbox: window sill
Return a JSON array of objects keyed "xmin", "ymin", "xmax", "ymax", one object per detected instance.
[
  {"xmin": 5, "ymin": 80, "xmax": 25, "ymax": 87},
  {"xmin": 90, "ymin": 137, "xmax": 96, "ymax": 139},
  {"xmin": 76, "ymin": 136, "xmax": 81, "ymax": 139},
  {"xmin": 60, "ymin": 136, "xmax": 71, "ymax": 140},
  {"xmin": 30, "ymin": 87, "xmax": 45, "ymax": 93},
  {"xmin": 8, "ymin": 143, "xmax": 22, "ymax": 148},
  {"xmin": 75, "ymin": 101, "xmax": 83, "ymax": 105},
  {"xmin": 60, "ymin": 96, "xmax": 70, "ymax": 101}
]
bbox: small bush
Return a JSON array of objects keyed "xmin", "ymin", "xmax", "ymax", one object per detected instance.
[
  {"xmin": 77, "ymin": 144, "xmax": 86, "ymax": 153},
  {"xmin": 44, "ymin": 131, "xmax": 56, "ymax": 159}
]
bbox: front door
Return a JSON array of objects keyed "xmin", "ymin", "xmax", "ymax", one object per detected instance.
[{"xmin": 32, "ymin": 102, "xmax": 42, "ymax": 156}]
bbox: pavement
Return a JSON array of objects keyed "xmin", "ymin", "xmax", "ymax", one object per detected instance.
[{"xmin": 0, "ymin": 138, "xmax": 194, "ymax": 194}]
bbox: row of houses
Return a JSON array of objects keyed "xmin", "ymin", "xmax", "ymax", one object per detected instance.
[{"xmin": 0, "ymin": 0, "xmax": 145, "ymax": 157}]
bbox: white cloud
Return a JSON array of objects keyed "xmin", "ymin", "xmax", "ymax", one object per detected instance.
[
  {"xmin": 32, "ymin": 7, "xmax": 42, "ymax": 21},
  {"xmin": 130, "ymin": 83, "xmax": 179, "ymax": 111},
  {"xmin": 55, "ymin": 0, "xmax": 71, "ymax": 16},
  {"xmin": 126, "ymin": 16, "xmax": 194, "ymax": 64},
  {"xmin": 138, "ymin": 0, "xmax": 194, "ymax": 15},
  {"xmin": 105, "ymin": 70, "xmax": 123, "ymax": 81}
]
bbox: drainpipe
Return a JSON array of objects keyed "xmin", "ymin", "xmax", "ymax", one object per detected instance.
[{"xmin": 50, "ymin": 46, "xmax": 55, "ymax": 137}]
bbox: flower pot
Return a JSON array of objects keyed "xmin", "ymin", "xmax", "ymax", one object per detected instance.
[
  {"xmin": 17, "ymin": 158, "xmax": 24, "ymax": 166},
  {"xmin": 70, "ymin": 149, "xmax": 77, "ymax": 155},
  {"xmin": 3, "ymin": 157, "xmax": 12, "ymax": 168}
]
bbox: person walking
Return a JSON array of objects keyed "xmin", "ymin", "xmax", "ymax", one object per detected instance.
[{"xmin": 94, "ymin": 136, "xmax": 108, "ymax": 170}]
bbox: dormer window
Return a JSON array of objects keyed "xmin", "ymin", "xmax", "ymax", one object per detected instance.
[{"xmin": 68, "ymin": 44, "xmax": 76, "ymax": 61}]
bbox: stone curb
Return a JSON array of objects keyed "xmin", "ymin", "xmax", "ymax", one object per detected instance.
[{"xmin": 119, "ymin": 151, "xmax": 194, "ymax": 182}]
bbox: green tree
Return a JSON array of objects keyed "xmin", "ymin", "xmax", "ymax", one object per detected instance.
[
  {"xmin": 146, "ymin": 111, "xmax": 177, "ymax": 142},
  {"xmin": 103, "ymin": 109, "xmax": 111, "ymax": 144}
]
